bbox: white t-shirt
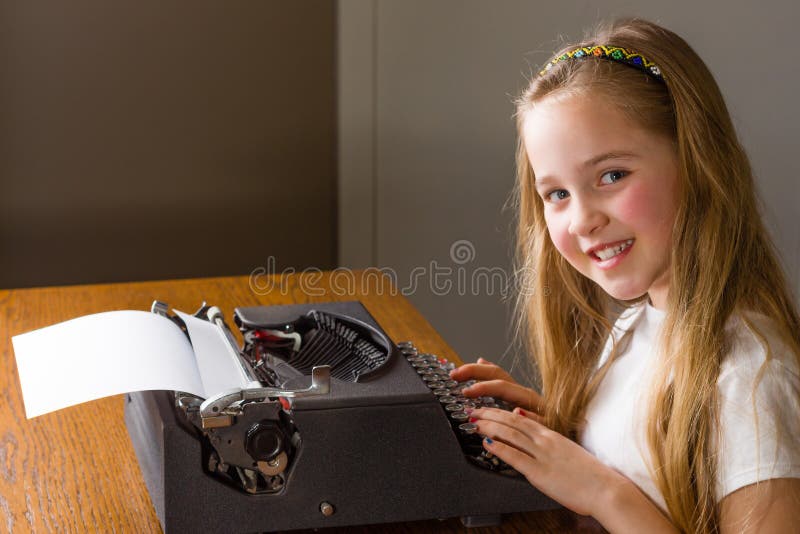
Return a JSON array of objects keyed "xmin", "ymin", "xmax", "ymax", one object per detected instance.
[{"xmin": 579, "ymin": 302, "xmax": 800, "ymax": 513}]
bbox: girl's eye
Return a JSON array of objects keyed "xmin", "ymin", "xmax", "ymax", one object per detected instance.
[
  {"xmin": 600, "ymin": 170, "xmax": 628, "ymax": 185},
  {"xmin": 545, "ymin": 189, "xmax": 569, "ymax": 203}
]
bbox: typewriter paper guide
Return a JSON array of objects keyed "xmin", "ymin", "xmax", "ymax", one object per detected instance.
[{"xmin": 12, "ymin": 310, "xmax": 249, "ymax": 419}]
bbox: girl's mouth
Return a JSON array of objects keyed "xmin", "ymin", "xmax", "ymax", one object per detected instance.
[{"xmin": 590, "ymin": 239, "xmax": 634, "ymax": 269}]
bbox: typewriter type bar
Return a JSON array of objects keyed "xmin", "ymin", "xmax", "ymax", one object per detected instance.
[{"xmin": 125, "ymin": 301, "xmax": 558, "ymax": 533}]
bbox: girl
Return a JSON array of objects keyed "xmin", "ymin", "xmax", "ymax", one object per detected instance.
[{"xmin": 451, "ymin": 18, "xmax": 800, "ymax": 533}]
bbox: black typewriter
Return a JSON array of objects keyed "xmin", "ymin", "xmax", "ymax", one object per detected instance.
[{"xmin": 125, "ymin": 301, "xmax": 558, "ymax": 533}]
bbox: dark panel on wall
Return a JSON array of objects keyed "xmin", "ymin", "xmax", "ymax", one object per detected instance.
[{"xmin": 0, "ymin": 1, "xmax": 336, "ymax": 288}]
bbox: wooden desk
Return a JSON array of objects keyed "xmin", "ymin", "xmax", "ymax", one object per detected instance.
[{"xmin": 0, "ymin": 272, "xmax": 594, "ymax": 532}]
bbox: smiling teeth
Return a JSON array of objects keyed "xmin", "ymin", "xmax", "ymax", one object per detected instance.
[{"xmin": 594, "ymin": 239, "xmax": 634, "ymax": 261}]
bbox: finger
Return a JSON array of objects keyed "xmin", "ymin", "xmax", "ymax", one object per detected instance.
[
  {"xmin": 477, "ymin": 357, "xmax": 494, "ymax": 365},
  {"xmin": 449, "ymin": 363, "xmax": 512, "ymax": 383},
  {"xmin": 475, "ymin": 419, "xmax": 537, "ymax": 454},
  {"xmin": 481, "ymin": 436, "xmax": 541, "ymax": 482},
  {"xmin": 462, "ymin": 380, "xmax": 542, "ymax": 412},
  {"xmin": 513, "ymin": 406, "xmax": 544, "ymax": 425},
  {"xmin": 463, "ymin": 380, "xmax": 540, "ymax": 412},
  {"xmin": 472, "ymin": 406, "xmax": 524, "ymax": 425},
  {"xmin": 471, "ymin": 407, "xmax": 543, "ymax": 444}
]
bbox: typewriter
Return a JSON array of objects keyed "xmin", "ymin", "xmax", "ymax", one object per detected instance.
[{"xmin": 124, "ymin": 300, "xmax": 558, "ymax": 533}]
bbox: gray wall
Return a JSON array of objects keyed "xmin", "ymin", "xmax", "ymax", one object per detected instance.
[
  {"xmin": 1, "ymin": 1, "xmax": 336, "ymax": 288},
  {"xmin": 339, "ymin": 1, "xmax": 800, "ymax": 373}
]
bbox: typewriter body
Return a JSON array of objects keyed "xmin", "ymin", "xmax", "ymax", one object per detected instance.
[{"xmin": 124, "ymin": 300, "xmax": 558, "ymax": 533}]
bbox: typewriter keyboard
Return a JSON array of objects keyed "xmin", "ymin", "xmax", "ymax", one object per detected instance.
[{"xmin": 397, "ymin": 341, "xmax": 517, "ymax": 475}]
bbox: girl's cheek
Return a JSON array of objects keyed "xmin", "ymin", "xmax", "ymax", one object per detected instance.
[
  {"xmin": 545, "ymin": 215, "xmax": 576, "ymax": 258},
  {"xmin": 551, "ymin": 232, "xmax": 572, "ymax": 258},
  {"xmin": 613, "ymin": 182, "xmax": 667, "ymax": 229}
]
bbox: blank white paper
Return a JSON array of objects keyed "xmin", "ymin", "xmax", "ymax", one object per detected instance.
[
  {"xmin": 175, "ymin": 310, "xmax": 251, "ymax": 397},
  {"xmin": 13, "ymin": 310, "xmax": 207, "ymax": 418}
]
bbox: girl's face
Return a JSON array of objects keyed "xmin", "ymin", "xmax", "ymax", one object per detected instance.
[{"xmin": 522, "ymin": 95, "xmax": 679, "ymax": 309}]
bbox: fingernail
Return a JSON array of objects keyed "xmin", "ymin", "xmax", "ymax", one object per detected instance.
[
  {"xmin": 469, "ymin": 417, "xmax": 477, "ymax": 423},
  {"xmin": 464, "ymin": 407, "xmax": 473, "ymax": 414},
  {"xmin": 485, "ymin": 437, "xmax": 493, "ymax": 444},
  {"xmin": 518, "ymin": 409, "xmax": 526, "ymax": 416}
]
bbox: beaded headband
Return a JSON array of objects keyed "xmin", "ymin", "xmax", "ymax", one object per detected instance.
[{"xmin": 539, "ymin": 45, "xmax": 664, "ymax": 82}]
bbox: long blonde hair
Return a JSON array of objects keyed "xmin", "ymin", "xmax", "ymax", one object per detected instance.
[{"xmin": 514, "ymin": 18, "xmax": 800, "ymax": 533}]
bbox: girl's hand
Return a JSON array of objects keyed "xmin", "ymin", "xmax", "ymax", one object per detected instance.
[
  {"xmin": 449, "ymin": 358, "xmax": 543, "ymax": 412},
  {"xmin": 472, "ymin": 407, "xmax": 629, "ymax": 518}
]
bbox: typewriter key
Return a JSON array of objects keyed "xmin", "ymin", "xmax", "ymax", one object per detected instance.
[
  {"xmin": 426, "ymin": 381, "xmax": 445, "ymax": 390},
  {"xmin": 422, "ymin": 375, "xmax": 440, "ymax": 382},
  {"xmin": 443, "ymin": 380, "xmax": 459, "ymax": 389},
  {"xmin": 459, "ymin": 422, "xmax": 478, "ymax": 434},
  {"xmin": 397, "ymin": 341, "xmax": 415, "ymax": 350},
  {"xmin": 445, "ymin": 403, "xmax": 463, "ymax": 412},
  {"xmin": 432, "ymin": 389, "xmax": 450, "ymax": 396},
  {"xmin": 417, "ymin": 368, "xmax": 433, "ymax": 375},
  {"xmin": 451, "ymin": 412, "xmax": 469, "ymax": 423},
  {"xmin": 438, "ymin": 395, "xmax": 457, "ymax": 404},
  {"xmin": 471, "ymin": 456, "xmax": 492, "ymax": 469}
]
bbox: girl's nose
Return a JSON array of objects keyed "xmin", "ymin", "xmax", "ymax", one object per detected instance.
[{"xmin": 568, "ymin": 200, "xmax": 608, "ymax": 236}]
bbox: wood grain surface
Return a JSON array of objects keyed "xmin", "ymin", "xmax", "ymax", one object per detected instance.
[{"xmin": 0, "ymin": 272, "xmax": 600, "ymax": 533}]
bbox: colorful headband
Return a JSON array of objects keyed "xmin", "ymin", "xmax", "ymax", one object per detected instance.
[{"xmin": 539, "ymin": 45, "xmax": 664, "ymax": 82}]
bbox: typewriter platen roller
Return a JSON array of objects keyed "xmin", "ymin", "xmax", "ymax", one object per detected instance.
[{"xmin": 125, "ymin": 301, "xmax": 558, "ymax": 532}]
